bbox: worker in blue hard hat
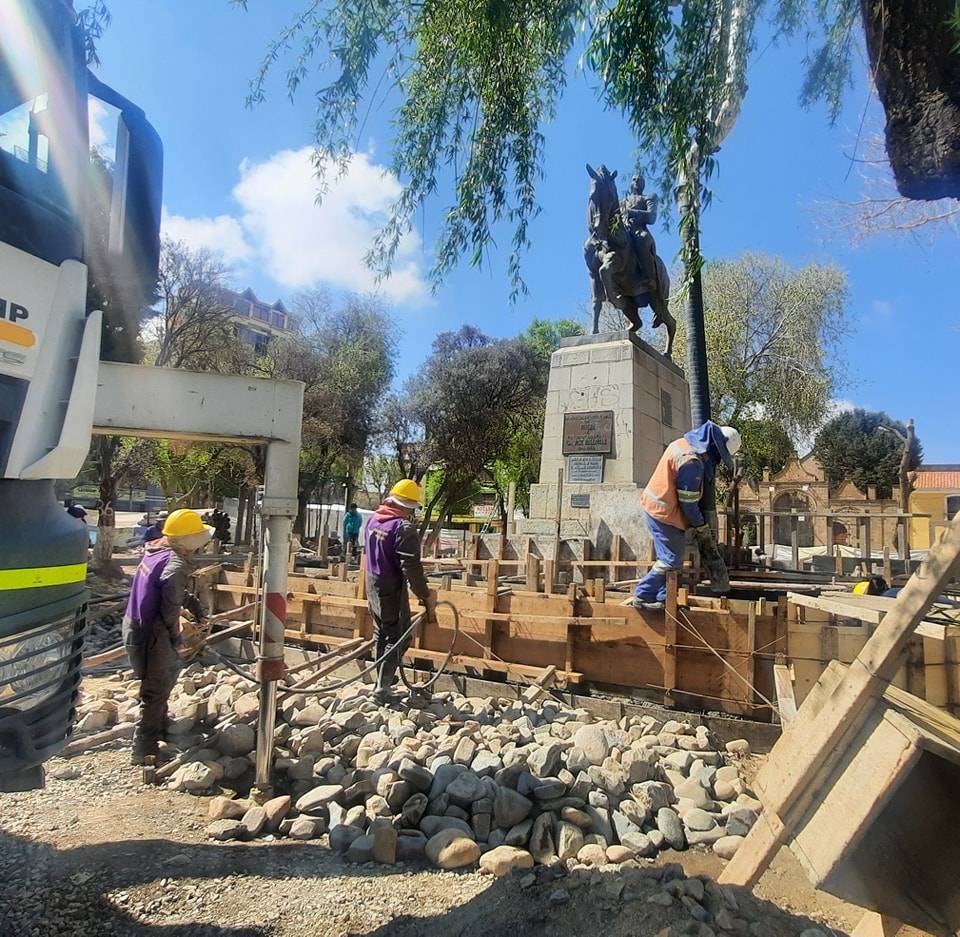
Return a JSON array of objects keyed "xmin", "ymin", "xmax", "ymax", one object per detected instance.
[{"xmin": 632, "ymin": 422, "xmax": 741, "ymax": 610}]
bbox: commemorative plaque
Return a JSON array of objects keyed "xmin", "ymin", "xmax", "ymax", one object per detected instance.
[
  {"xmin": 567, "ymin": 454, "xmax": 604, "ymax": 483},
  {"xmin": 562, "ymin": 411, "xmax": 614, "ymax": 455}
]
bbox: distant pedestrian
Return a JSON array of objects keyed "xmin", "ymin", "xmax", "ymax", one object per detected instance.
[
  {"xmin": 66, "ymin": 503, "xmax": 91, "ymax": 547},
  {"xmin": 364, "ymin": 480, "xmax": 436, "ymax": 705},
  {"xmin": 209, "ymin": 506, "xmax": 231, "ymax": 545},
  {"xmin": 122, "ymin": 509, "xmax": 212, "ymax": 765},
  {"xmin": 142, "ymin": 511, "xmax": 167, "ymax": 545},
  {"xmin": 343, "ymin": 503, "xmax": 362, "ymax": 558}
]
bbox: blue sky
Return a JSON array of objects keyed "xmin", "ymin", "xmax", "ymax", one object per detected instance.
[{"xmin": 93, "ymin": 2, "xmax": 958, "ymax": 463}]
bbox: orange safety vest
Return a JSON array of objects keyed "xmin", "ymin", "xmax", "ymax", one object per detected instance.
[{"xmin": 640, "ymin": 437, "xmax": 704, "ymax": 530}]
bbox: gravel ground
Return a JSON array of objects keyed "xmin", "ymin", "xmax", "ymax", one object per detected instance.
[{"xmin": 0, "ymin": 737, "xmax": 893, "ymax": 937}]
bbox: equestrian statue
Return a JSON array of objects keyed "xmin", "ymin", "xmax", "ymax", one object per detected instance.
[{"xmin": 583, "ymin": 163, "xmax": 676, "ymax": 358}]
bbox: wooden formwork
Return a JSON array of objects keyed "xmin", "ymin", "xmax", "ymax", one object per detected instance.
[
  {"xmin": 192, "ymin": 545, "xmax": 958, "ymax": 723},
  {"xmin": 194, "ymin": 555, "xmax": 788, "ymax": 721},
  {"xmin": 784, "ymin": 591, "xmax": 960, "ymax": 717}
]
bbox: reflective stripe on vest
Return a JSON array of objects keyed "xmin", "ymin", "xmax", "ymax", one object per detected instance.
[
  {"xmin": 641, "ymin": 438, "xmax": 703, "ymax": 529},
  {"xmin": 0, "ymin": 563, "xmax": 88, "ymax": 590}
]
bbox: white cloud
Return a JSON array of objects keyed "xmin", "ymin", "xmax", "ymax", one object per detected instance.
[
  {"xmin": 872, "ymin": 300, "xmax": 893, "ymax": 318},
  {"xmin": 232, "ymin": 148, "xmax": 430, "ymax": 304},
  {"xmin": 159, "ymin": 148, "xmax": 431, "ymax": 306},
  {"xmin": 161, "ymin": 207, "xmax": 253, "ymax": 267}
]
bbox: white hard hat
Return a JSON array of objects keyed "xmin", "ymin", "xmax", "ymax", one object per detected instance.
[{"xmin": 720, "ymin": 426, "xmax": 742, "ymax": 456}]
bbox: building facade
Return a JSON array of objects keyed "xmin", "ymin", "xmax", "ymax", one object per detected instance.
[
  {"xmin": 730, "ymin": 454, "xmax": 906, "ymax": 554},
  {"xmin": 908, "ymin": 466, "xmax": 960, "ymax": 549},
  {"xmin": 220, "ymin": 287, "xmax": 300, "ymax": 356}
]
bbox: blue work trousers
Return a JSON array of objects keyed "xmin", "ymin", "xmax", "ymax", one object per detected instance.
[{"xmin": 633, "ymin": 512, "xmax": 687, "ymax": 602}]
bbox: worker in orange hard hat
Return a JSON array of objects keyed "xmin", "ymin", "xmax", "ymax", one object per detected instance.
[
  {"xmin": 364, "ymin": 480, "xmax": 437, "ymax": 705},
  {"xmin": 122, "ymin": 509, "xmax": 213, "ymax": 764}
]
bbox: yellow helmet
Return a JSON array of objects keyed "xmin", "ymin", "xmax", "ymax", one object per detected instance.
[
  {"xmin": 852, "ymin": 581, "xmax": 871, "ymax": 595},
  {"xmin": 163, "ymin": 509, "xmax": 209, "ymax": 537},
  {"xmin": 388, "ymin": 479, "xmax": 422, "ymax": 506}
]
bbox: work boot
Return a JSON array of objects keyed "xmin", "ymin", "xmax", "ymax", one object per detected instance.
[
  {"xmin": 631, "ymin": 598, "xmax": 665, "ymax": 611},
  {"xmin": 131, "ymin": 747, "xmax": 175, "ymax": 767},
  {"xmin": 131, "ymin": 727, "xmax": 162, "ymax": 765},
  {"xmin": 373, "ymin": 687, "xmax": 405, "ymax": 707},
  {"xmin": 373, "ymin": 658, "xmax": 404, "ymax": 706}
]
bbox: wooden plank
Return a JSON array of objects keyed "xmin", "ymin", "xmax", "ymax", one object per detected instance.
[
  {"xmin": 788, "ymin": 592, "xmax": 960, "ymax": 636},
  {"xmin": 521, "ymin": 665, "xmax": 558, "ymax": 704},
  {"xmin": 773, "ymin": 663, "xmax": 798, "ymax": 725},
  {"xmin": 720, "ymin": 517, "xmax": 960, "ymax": 888},
  {"xmin": 279, "ymin": 638, "xmax": 376, "ymax": 692},
  {"xmin": 664, "ymin": 571, "xmax": 678, "ymax": 706},
  {"xmin": 788, "ymin": 592, "xmax": 886, "ymax": 625},
  {"xmin": 526, "ymin": 554, "xmax": 540, "ymax": 592},
  {"xmin": 746, "ymin": 601, "xmax": 757, "ymax": 704},
  {"xmin": 851, "ymin": 911, "xmax": 903, "ymax": 937}
]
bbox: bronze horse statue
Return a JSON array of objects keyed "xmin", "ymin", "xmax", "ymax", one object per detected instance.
[{"xmin": 583, "ymin": 163, "xmax": 676, "ymax": 358}]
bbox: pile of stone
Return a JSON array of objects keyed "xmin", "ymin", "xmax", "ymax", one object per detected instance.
[{"xmin": 77, "ymin": 663, "xmax": 761, "ymax": 873}]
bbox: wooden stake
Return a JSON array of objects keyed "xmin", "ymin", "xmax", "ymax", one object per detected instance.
[{"xmin": 664, "ymin": 571, "xmax": 678, "ymax": 707}]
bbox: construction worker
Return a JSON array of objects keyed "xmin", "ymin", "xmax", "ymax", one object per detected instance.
[
  {"xmin": 122, "ymin": 508, "xmax": 212, "ymax": 764},
  {"xmin": 632, "ymin": 421, "xmax": 741, "ymax": 610},
  {"xmin": 364, "ymin": 480, "xmax": 437, "ymax": 705}
]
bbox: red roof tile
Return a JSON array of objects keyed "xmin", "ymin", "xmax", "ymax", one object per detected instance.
[{"xmin": 912, "ymin": 471, "xmax": 960, "ymax": 490}]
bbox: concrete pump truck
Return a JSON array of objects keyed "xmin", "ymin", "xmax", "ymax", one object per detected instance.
[
  {"xmin": 0, "ymin": 0, "xmax": 163, "ymax": 790},
  {"xmin": 0, "ymin": 1, "xmax": 303, "ymax": 791}
]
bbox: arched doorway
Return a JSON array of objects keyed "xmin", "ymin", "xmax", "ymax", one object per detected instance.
[{"xmin": 773, "ymin": 492, "xmax": 814, "ymax": 546}]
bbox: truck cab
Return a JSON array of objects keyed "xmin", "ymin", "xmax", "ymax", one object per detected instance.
[{"xmin": 0, "ymin": 0, "xmax": 162, "ymax": 790}]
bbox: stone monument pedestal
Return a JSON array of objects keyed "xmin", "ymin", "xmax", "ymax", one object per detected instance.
[{"xmin": 518, "ymin": 331, "xmax": 690, "ymax": 561}]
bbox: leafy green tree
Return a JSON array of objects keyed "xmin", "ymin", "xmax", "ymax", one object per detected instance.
[
  {"xmin": 669, "ymin": 253, "xmax": 851, "ymax": 440},
  {"xmin": 813, "ymin": 409, "xmax": 923, "ymax": 499},
  {"xmin": 522, "ymin": 318, "xmax": 586, "ymax": 364},
  {"xmin": 87, "ymin": 436, "xmax": 154, "ymax": 575},
  {"xmin": 407, "ymin": 326, "xmax": 547, "ymax": 539},
  {"xmin": 265, "ymin": 290, "xmax": 396, "ymax": 534},
  {"xmin": 736, "ymin": 419, "xmax": 795, "ymax": 487}
]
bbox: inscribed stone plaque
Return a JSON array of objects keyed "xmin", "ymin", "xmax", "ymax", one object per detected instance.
[
  {"xmin": 562, "ymin": 411, "xmax": 614, "ymax": 454},
  {"xmin": 570, "ymin": 494, "xmax": 591, "ymax": 508},
  {"xmin": 567, "ymin": 454, "xmax": 604, "ymax": 483}
]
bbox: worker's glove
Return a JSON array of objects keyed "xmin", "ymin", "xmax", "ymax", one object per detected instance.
[
  {"xmin": 183, "ymin": 594, "xmax": 207, "ymax": 620},
  {"xmin": 420, "ymin": 589, "xmax": 438, "ymax": 624},
  {"xmin": 693, "ymin": 525, "xmax": 715, "ymax": 550}
]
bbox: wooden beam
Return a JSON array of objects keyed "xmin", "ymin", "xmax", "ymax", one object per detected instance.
[
  {"xmin": 720, "ymin": 517, "xmax": 960, "ymax": 888},
  {"xmin": 787, "ymin": 592, "xmax": 960, "ymax": 636},
  {"xmin": 773, "ymin": 662, "xmax": 797, "ymax": 725},
  {"xmin": 521, "ymin": 665, "xmax": 558, "ymax": 704},
  {"xmin": 664, "ymin": 571, "xmax": 678, "ymax": 706}
]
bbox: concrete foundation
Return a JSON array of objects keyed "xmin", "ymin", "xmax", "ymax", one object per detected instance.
[{"xmin": 519, "ymin": 331, "xmax": 690, "ymax": 558}]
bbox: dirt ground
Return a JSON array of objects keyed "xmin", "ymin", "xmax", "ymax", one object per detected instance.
[
  {"xmin": 0, "ymin": 696, "xmax": 916, "ymax": 937},
  {"xmin": 1, "ymin": 558, "xmax": 929, "ymax": 937}
]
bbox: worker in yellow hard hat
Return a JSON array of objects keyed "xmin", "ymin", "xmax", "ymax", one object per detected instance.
[
  {"xmin": 122, "ymin": 508, "xmax": 213, "ymax": 764},
  {"xmin": 364, "ymin": 480, "xmax": 437, "ymax": 705}
]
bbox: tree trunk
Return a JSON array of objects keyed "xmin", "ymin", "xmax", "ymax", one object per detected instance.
[
  {"xmin": 860, "ymin": 0, "xmax": 960, "ymax": 199},
  {"xmin": 89, "ymin": 437, "xmax": 126, "ymax": 579},
  {"xmin": 898, "ymin": 419, "xmax": 915, "ymax": 557}
]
